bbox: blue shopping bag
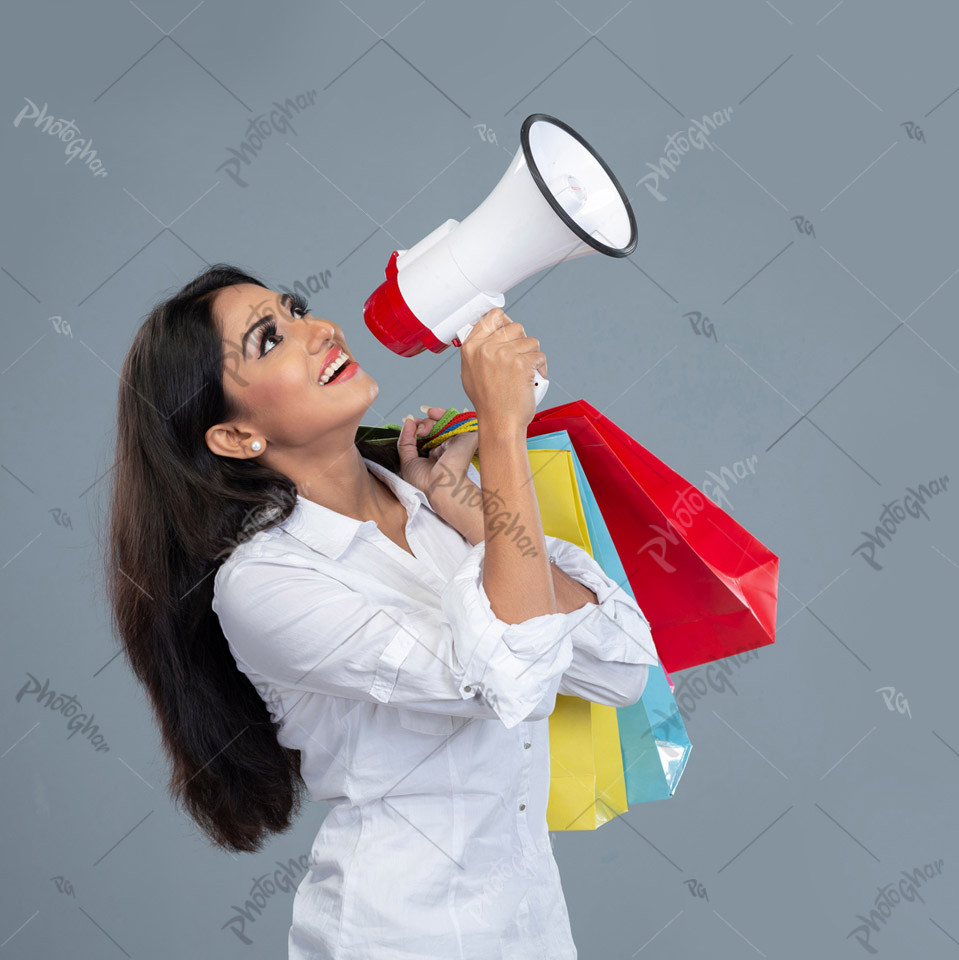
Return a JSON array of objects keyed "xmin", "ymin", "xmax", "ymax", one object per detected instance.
[{"xmin": 527, "ymin": 431, "xmax": 693, "ymax": 803}]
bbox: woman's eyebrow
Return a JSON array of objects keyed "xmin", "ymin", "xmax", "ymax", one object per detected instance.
[{"xmin": 240, "ymin": 294, "xmax": 293, "ymax": 358}]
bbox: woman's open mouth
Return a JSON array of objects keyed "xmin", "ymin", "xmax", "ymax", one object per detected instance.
[{"xmin": 318, "ymin": 350, "xmax": 359, "ymax": 386}]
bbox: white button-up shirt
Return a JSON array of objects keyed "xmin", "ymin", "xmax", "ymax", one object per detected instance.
[{"xmin": 212, "ymin": 456, "xmax": 660, "ymax": 960}]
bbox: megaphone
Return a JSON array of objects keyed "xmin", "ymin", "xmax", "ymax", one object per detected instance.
[{"xmin": 363, "ymin": 112, "xmax": 637, "ymax": 406}]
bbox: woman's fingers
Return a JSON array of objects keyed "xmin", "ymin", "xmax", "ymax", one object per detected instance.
[
  {"xmin": 419, "ymin": 405, "xmax": 448, "ymax": 419},
  {"xmin": 413, "ymin": 406, "xmax": 451, "ymax": 438},
  {"xmin": 413, "ymin": 417, "xmax": 434, "ymax": 437}
]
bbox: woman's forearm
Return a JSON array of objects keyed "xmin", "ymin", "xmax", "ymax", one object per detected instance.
[
  {"xmin": 476, "ymin": 428, "xmax": 555, "ymax": 624},
  {"xmin": 444, "ymin": 473, "xmax": 599, "ymax": 615}
]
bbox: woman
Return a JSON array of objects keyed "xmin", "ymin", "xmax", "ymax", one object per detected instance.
[{"xmin": 105, "ymin": 263, "xmax": 660, "ymax": 959}]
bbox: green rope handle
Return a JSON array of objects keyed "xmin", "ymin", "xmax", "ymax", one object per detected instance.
[{"xmin": 355, "ymin": 408, "xmax": 479, "ymax": 456}]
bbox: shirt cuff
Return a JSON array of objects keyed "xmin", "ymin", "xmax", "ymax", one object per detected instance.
[
  {"xmin": 543, "ymin": 534, "xmax": 660, "ymax": 668},
  {"xmin": 440, "ymin": 541, "xmax": 576, "ymax": 729}
]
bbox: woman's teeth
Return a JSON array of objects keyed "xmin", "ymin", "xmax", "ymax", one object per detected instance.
[{"xmin": 319, "ymin": 353, "xmax": 349, "ymax": 384}]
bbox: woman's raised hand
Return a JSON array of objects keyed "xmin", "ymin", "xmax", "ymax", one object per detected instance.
[{"xmin": 459, "ymin": 308, "xmax": 546, "ymax": 435}]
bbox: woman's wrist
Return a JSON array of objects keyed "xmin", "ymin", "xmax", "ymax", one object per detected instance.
[
  {"xmin": 551, "ymin": 562, "xmax": 598, "ymax": 610},
  {"xmin": 441, "ymin": 501, "xmax": 485, "ymax": 545}
]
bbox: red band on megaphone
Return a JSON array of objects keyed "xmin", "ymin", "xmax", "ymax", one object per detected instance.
[{"xmin": 363, "ymin": 250, "xmax": 449, "ymax": 358}]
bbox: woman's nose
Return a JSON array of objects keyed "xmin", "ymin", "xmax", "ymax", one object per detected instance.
[{"xmin": 305, "ymin": 318, "xmax": 337, "ymax": 353}]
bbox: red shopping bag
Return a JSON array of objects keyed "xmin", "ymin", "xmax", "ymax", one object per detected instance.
[{"xmin": 528, "ymin": 400, "xmax": 779, "ymax": 673}]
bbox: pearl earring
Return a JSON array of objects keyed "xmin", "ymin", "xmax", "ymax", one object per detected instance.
[{"xmin": 251, "ymin": 441, "xmax": 262, "ymax": 452}]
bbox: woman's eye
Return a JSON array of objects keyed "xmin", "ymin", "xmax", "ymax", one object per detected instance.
[
  {"xmin": 258, "ymin": 320, "xmax": 281, "ymax": 357},
  {"xmin": 290, "ymin": 297, "xmax": 310, "ymax": 319}
]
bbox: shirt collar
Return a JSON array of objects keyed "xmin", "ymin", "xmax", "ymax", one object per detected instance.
[{"xmin": 278, "ymin": 456, "xmax": 431, "ymax": 560}]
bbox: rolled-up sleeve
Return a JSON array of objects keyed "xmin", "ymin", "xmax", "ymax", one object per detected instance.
[
  {"xmin": 543, "ymin": 534, "xmax": 661, "ymax": 708},
  {"xmin": 212, "ymin": 544, "xmax": 579, "ymax": 729}
]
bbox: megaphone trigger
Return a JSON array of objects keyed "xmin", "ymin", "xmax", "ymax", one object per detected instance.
[{"xmin": 532, "ymin": 370, "xmax": 550, "ymax": 405}]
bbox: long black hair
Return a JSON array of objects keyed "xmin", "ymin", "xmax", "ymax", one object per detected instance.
[{"xmin": 103, "ymin": 263, "xmax": 400, "ymax": 852}]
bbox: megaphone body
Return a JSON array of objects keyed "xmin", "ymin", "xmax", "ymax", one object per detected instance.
[{"xmin": 364, "ymin": 113, "xmax": 637, "ymax": 406}]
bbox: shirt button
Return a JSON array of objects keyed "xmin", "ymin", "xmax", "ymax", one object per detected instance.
[
  {"xmin": 463, "ymin": 685, "xmax": 471, "ymax": 692},
  {"xmin": 524, "ymin": 742, "xmax": 531, "ymax": 749},
  {"xmin": 519, "ymin": 803, "xmax": 526, "ymax": 811}
]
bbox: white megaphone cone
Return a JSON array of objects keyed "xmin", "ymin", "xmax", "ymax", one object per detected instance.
[{"xmin": 363, "ymin": 113, "xmax": 637, "ymax": 406}]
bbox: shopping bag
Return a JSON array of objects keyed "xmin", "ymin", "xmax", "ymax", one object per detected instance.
[
  {"xmin": 513, "ymin": 442, "xmax": 631, "ymax": 831},
  {"xmin": 527, "ymin": 432, "xmax": 691, "ymax": 808},
  {"xmin": 527, "ymin": 400, "xmax": 779, "ymax": 673},
  {"xmin": 544, "ymin": 694, "xmax": 629, "ymax": 831}
]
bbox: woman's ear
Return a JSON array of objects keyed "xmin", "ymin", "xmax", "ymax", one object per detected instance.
[{"xmin": 205, "ymin": 422, "xmax": 256, "ymax": 460}]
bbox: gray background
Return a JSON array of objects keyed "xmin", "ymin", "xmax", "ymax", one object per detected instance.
[{"xmin": 2, "ymin": 0, "xmax": 957, "ymax": 957}]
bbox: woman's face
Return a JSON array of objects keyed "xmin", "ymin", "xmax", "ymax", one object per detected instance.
[{"xmin": 207, "ymin": 283, "xmax": 378, "ymax": 460}]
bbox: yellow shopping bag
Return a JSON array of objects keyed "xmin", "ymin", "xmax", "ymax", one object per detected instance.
[
  {"xmin": 475, "ymin": 445, "xmax": 629, "ymax": 831},
  {"xmin": 528, "ymin": 449, "xmax": 629, "ymax": 831},
  {"xmin": 545, "ymin": 692, "xmax": 629, "ymax": 831}
]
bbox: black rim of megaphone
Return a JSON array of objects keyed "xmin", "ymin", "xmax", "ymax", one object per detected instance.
[{"xmin": 520, "ymin": 113, "xmax": 637, "ymax": 258}]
